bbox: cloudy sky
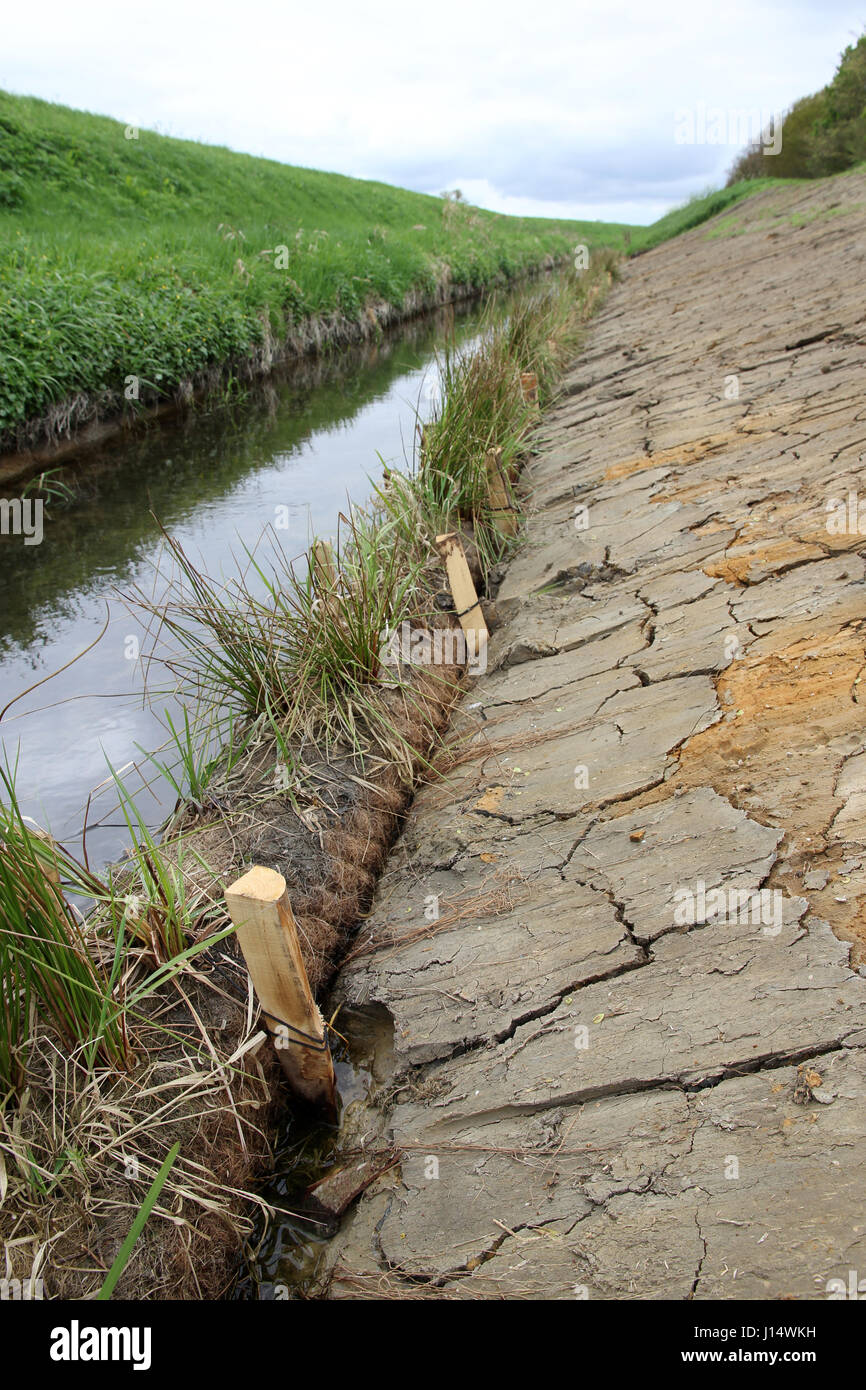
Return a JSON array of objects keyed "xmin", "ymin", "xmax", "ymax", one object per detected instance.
[{"xmin": 2, "ymin": 0, "xmax": 863, "ymax": 225}]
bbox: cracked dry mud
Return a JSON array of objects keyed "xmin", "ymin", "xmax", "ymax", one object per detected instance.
[{"xmin": 320, "ymin": 173, "xmax": 866, "ymax": 1300}]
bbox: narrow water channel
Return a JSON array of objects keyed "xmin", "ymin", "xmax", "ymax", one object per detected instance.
[{"xmin": 0, "ymin": 296, "xmax": 499, "ymax": 868}]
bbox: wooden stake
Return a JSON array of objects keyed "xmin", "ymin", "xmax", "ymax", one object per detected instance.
[
  {"xmin": 26, "ymin": 825, "xmax": 61, "ymax": 888},
  {"xmin": 434, "ymin": 533, "xmax": 488, "ymax": 664},
  {"xmin": 520, "ymin": 371, "xmax": 538, "ymax": 404},
  {"xmin": 311, "ymin": 539, "xmax": 336, "ymax": 592},
  {"xmin": 225, "ymin": 866, "xmax": 337, "ymax": 1118},
  {"xmin": 484, "ymin": 447, "xmax": 518, "ymax": 538}
]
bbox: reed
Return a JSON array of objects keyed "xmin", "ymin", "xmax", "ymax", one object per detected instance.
[
  {"xmin": 0, "ymin": 765, "xmax": 130, "ymax": 1095},
  {"xmin": 131, "ymin": 507, "xmax": 431, "ymax": 778}
]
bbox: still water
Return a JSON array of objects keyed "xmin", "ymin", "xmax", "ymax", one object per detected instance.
[{"xmin": 0, "ymin": 298, "xmax": 494, "ymax": 868}]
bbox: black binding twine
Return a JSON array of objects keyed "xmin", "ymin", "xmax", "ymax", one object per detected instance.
[{"xmin": 264, "ymin": 1014, "xmax": 330, "ymax": 1052}]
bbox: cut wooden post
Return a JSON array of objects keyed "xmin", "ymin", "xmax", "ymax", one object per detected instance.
[
  {"xmin": 26, "ymin": 825, "xmax": 61, "ymax": 887},
  {"xmin": 311, "ymin": 539, "xmax": 337, "ymax": 592},
  {"xmin": 484, "ymin": 447, "xmax": 518, "ymax": 538},
  {"xmin": 520, "ymin": 370, "xmax": 538, "ymax": 404},
  {"xmin": 305, "ymin": 1148, "xmax": 399, "ymax": 1218},
  {"xmin": 225, "ymin": 866, "xmax": 337, "ymax": 1119},
  {"xmin": 434, "ymin": 533, "xmax": 488, "ymax": 666}
]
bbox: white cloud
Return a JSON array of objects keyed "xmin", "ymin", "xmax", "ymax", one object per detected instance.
[{"xmin": 439, "ymin": 178, "xmax": 673, "ymax": 227}]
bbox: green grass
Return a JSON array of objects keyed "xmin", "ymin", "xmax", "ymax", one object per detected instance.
[
  {"xmin": 1, "ymin": 89, "xmax": 833, "ymax": 448},
  {"xmin": 627, "ymin": 179, "xmax": 791, "ymax": 253},
  {"xmin": 0, "ymin": 744, "xmax": 240, "ymax": 1098},
  {"xmin": 130, "ymin": 507, "xmax": 430, "ymax": 780},
  {"xmin": 97, "ymin": 1140, "xmax": 181, "ymax": 1300},
  {"xmin": 377, "ymin": 266, "xmax": 609, "ymax": 580},
  {"xmin": 0, "ymin": 89, "xmax": 630, "ymax": 446},
  {"xmin": 0, "ymin": 762, "xmax": 130, "ymax": 1093}
]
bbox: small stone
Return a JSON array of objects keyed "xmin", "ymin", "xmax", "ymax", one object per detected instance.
[{"xmin": 803, "ymin": 868, "xmax": 829, "ymax": 890}]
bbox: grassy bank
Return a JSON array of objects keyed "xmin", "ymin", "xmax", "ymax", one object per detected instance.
[
  {"xmin": 0, "ymin": 89, "xmax": 629, "ymax": 454},
  {"xmin": 1, "ymin": 89, "xmax": 823, "ymax": 460},
  {"xmin": 0, "ymin": 258, "xmax": 615, "ymax": 1298}
]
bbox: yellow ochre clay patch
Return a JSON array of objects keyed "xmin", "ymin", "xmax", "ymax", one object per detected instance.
[
  {"xmin": 675, "ymin": 625, "xmax": 866, "ymax": 955},
  {"xmin": 473, "ymin": 785, "xmax": 507, "ymax": 815},
  {"xmin": 603, "ymin": 430, "xmax": 747, "ymax": 481},
  {"xmin": 703, "ymin": 538, "xmax": 826, "ymax": 586}
]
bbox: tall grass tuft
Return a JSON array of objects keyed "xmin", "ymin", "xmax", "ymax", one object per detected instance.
[
  {"xmin": 0, "ymin": 767, "xmax": 130, "ymax": 1096},
  {"xmin": 132, "ymin": 507, "xmax": 431, "ymax": 778},
  {"xmin": 106, "ymin": 763, "xmax": 207, "ymax": 962},
  {"xmin": 273, "ymin": 507, "xmax": 429, "ymax": 771},
  {"xmin": 374, "ymin": 273, "xmax": 605, "ymax": 582}
]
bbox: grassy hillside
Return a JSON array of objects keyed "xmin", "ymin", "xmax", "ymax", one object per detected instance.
[
  {"xmin": 0, "ymin": 90, "xmax": 819, "ymax": 452},
  {"xmin": 0, "ymin": 91, "xmax": 630, "ymax": 447}
]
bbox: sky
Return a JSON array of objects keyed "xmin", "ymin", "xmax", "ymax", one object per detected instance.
[{"xmin": 2, "ymin": 0, "xmax": 864, "ymax": 226}]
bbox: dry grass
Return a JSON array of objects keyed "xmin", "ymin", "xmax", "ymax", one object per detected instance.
[{"xmin": 0, "ymin": 961, "xmax": 280, "ymax": 1299}]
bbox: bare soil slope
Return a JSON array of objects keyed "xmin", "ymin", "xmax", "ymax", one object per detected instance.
[{"xmin": 316, "ymin": 169, "xmax": 866, "ymax": 1300}]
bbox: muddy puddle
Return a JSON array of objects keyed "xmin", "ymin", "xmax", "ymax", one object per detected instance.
[{"xmin": 236, "ymin": 1003, "xmax": 394, "ymax": 1299}]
